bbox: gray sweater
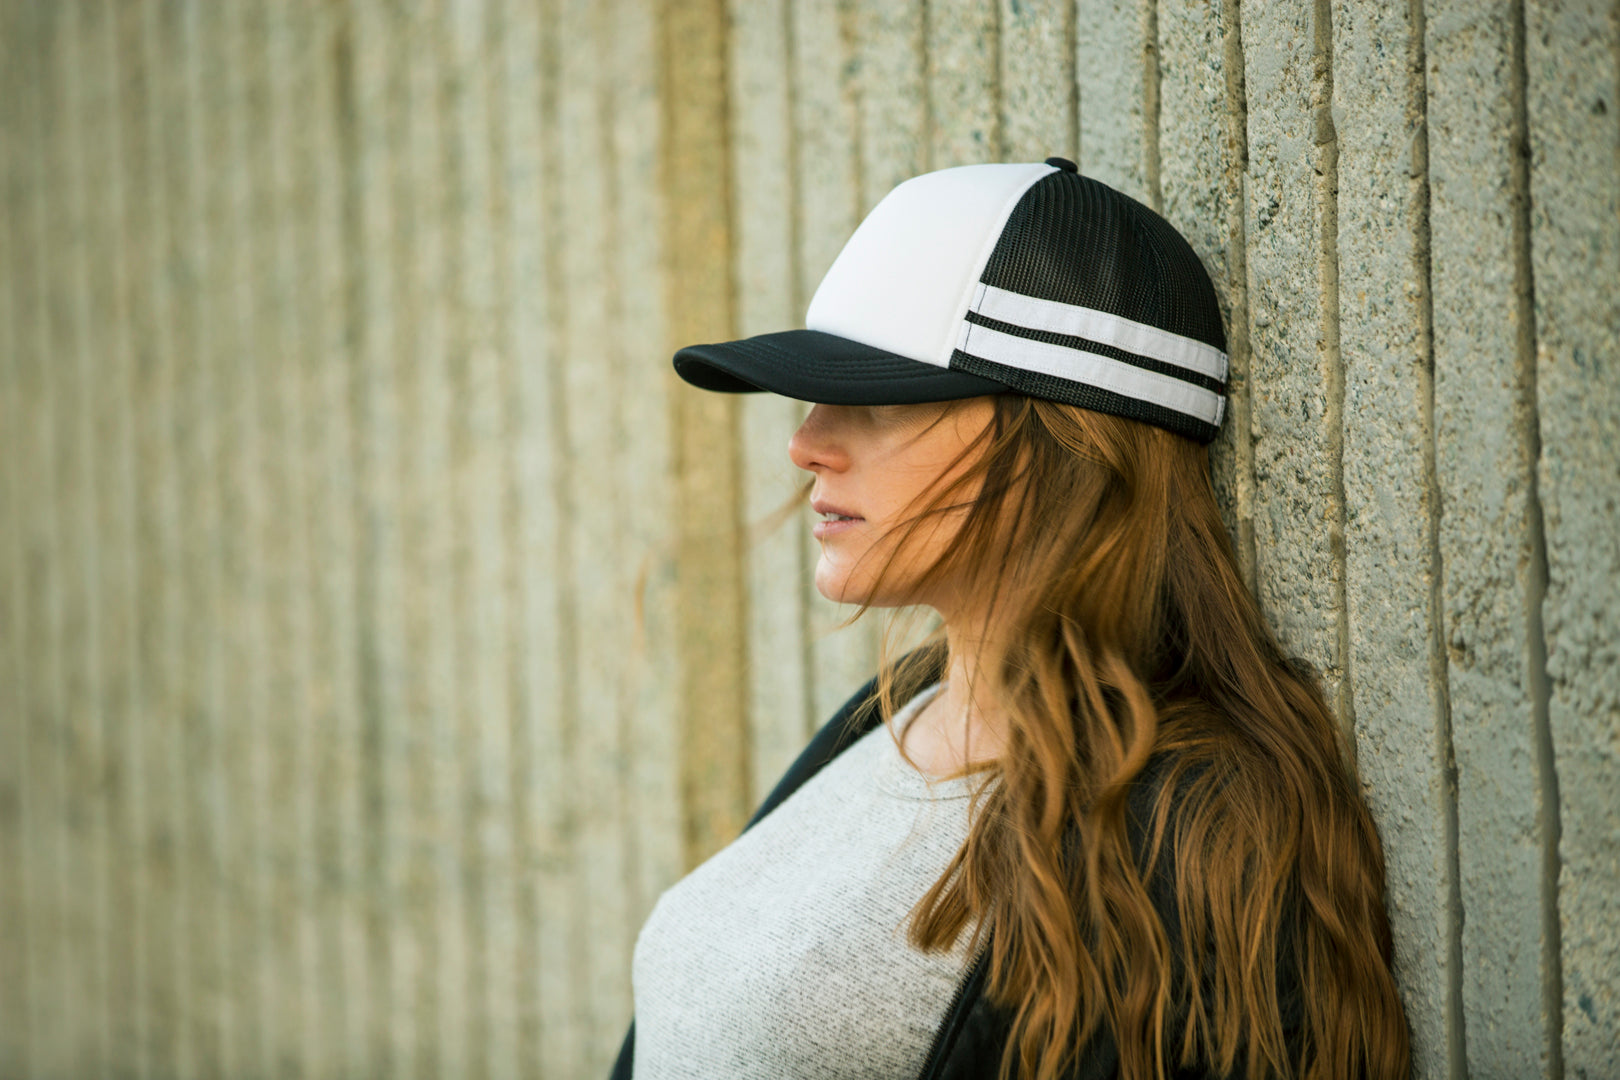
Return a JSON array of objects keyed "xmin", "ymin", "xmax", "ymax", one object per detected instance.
[{"xmin": 630, "ymin": 685, "xmax": 983, "ymax": 1079}]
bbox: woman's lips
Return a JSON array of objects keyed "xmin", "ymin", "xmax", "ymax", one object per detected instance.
[{"xmin": 811, "ymin": 499, "xmax": 863, "ymax": 540}]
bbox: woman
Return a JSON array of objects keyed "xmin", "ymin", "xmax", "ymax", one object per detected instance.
[{"xmin": 615, "ymin": 159, "xmax": 1410, "ymax": 1079}]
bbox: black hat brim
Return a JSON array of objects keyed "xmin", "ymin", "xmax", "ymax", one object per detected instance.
[{"xmin": 673, "ymin": 329, "xmax": 1010, "ymax": 405}]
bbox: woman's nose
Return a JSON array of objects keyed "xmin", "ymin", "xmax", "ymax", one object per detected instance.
[{"xmin": 788, "ymin": 403, "xmax": 850, "ymax": 473}]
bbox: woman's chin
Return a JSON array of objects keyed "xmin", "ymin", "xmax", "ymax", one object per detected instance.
[{"xmin": 814, "ymin": 559, "xmax": 875, "ymax": 608}]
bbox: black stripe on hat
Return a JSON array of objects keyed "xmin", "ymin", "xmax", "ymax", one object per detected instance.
[
  {"xmin": 949, "ymin": 348, "xmax": 1222, "ymax": 444},
  {"xmin": 961, "ymin": 309, "xmax": 1227, "ymax": 395}
]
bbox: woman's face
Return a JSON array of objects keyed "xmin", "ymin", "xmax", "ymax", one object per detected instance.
[{"xmin": 788, "ymin": 397, "xmax": 996, "ymax": 614}]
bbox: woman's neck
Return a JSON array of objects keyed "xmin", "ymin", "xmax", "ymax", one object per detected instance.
[{"xmin": 900, "ymin": 618, "xmax": 1008, "ymax": 775}]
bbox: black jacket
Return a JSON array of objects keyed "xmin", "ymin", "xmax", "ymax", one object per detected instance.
[{"xmin": 610, "ymin": 669, "xmax": 1301, "ymax": 1079}]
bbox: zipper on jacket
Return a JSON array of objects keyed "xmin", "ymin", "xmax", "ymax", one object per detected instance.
[{"xmin": 916, "ymin": 946, "xmax": 989, "ymax": 1080}]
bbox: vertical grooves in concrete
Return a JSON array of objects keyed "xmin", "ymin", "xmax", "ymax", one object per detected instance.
[
  {"xmin": 1223, "ymin": 0, "xmax": 1256, "ymax": 592},
  {"xmin": 219, "ymin": 4, "xmax": 266, "ymax": 1069},
  {"xmin": 1310, "ymin": 0, "xmax": 1351, "ymax": 743},
  {"xmin": 335, "ymin": 1, "xmax": 391, "ymax": 1062},
  {"xmin": 559, "ymin": 0, "xmax": 631, "ymax": 1061},
  {"xmin": 988, "ymin": 0, "xmax": 1004, "ymax": 160},
  {"xmin": 21, "ymin": 10, "xmax": 59, "ymax": 1063},
  {"xmin": 478, "ymin": 2, "xmax": 522, "ymax": 1072},
  {"xmin": 106, "ymin": 11, "xmax": 152, "ymax": 1065},
  {"xmin": 30, "ymin": 4, "xmax": 73, "ymax": 1069},
  {"xmin": 146, "ymin": 2, "xmax": 195, "ymax": 1071},
  {"xmin": 321, "ymin": 3, "xmax": 368, "ymax": 1067},
  {"xmin": 493, "ymin": 0, "xmax": 552, "ymax": 1070},
  {"xmin": 597, "ymin": 0, "xmax": 638, "ymax": 985},
  {"xmin": 22, "ymin": 9, "xmax": 58, "ymax": 1068},
  {"xmin": 613, "ymin": 0, "xmax": 679, "ymax": 944},
  {"xmin": 920, "ymin": 0, "xmax": 936, "ymax": 167},
  {"xmin": 266, "ymin": 6, "xmax": 320, "ymax": 1071},
  {"xmin": 663, "ymin": 0, "xmax": 749, "ymax": 870},
  {"xmin": 842, "ymin": 1, "xmax": 864, "ymax": 221},
  {"xmin": 351, "ymin": 3, "xmax": 413, "ymax": 1072},
  {"xmin": 185, "ymin": 5, "xmax": 235, "ymax": 1066},
  {"xmin": 535, "ymin": 0, "xmax": 587, "ymax": 1067},
  {"xmin": 1405, "ymin": 1, "xmax": 1467, "ymax": 1071},
  {"xmin": 228, "ymin": 3, "xmax": 273, "ymax": 1071},
  {"xmin": 1067, "ymin": 0, "xmax": 1080, "ymax": 160},
  {"xmin": 105, "ymin": 3, "xmax": 151, "ymax": 1060},
  {"xmin": 1142, "ymin": 0, "xmax": 1162, "ymax": 210},
  {"xmin": 443, "ymin": 0, "xmax": 518, "ymax": 1069},
  {"xmin": 257, "ymin": 5, "xmax": 301, "ymax": 1070},
  {"xmin": 336, "ymin": 12, "xmax": 375, "ymax": 1055},
  {"xmin": 62, "ymin": 4, "xmax": 114, "ymax": 1071},
  {"xmin": 412, "ymin": 6, "xmax": 464, "ymax": 1069},
  {"xmin": 1510, "ymin": 0, "xmax": 1563, "ymax": 1071},
  {"xmin": 0, "ymin": 6, "xmax": 34, "ymax": 1074}
]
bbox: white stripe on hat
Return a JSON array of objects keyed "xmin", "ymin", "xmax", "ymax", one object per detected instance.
[
  {"xmin": 956, "ymin": 320, "xmax": 1226, "ymax": 426},
  {"xmin": 971, "ymin": 283, "xmax": 1228, "ymax": 381}
]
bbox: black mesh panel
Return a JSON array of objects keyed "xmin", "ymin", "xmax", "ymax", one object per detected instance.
[
  {"xmin": 979, "ymin": 172, "xmax": 1227, "ymax": 353},
  {"xmin": 957, "ymin": 170, "xmax": 1229, "ymax": 443}
]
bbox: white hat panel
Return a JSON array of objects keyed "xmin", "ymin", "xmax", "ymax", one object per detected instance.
[{"xmin": 805, "ymin": 162, "xmax": 1055, "ymax": 369}]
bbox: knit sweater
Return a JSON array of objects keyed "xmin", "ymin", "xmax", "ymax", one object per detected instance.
[{"xmin": 631, "ymin": 684, "xmax": 983, "ymax": 1079}]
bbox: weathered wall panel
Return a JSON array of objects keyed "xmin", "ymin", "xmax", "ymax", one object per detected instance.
[
  {"xmin": 1525, "ymin": 2, "xmax": 1620, "ymax": 1075},
  {"xmin": 496, "ymin": 0, "xmax": 578, "ymax": 1071},
  {"xmin": 731, "ymin": 0, "xmax": 816, "ymax": 803},
  {"xmin": 1076, "ymin": 0, "xmax": 1156, "ymax": 204},
  {"xmin": 999, "ymin": 0, "xmax": 1074, "ymax": 162},
  {"xmin": 350, "ymin": 2, "xmax": 412, "ymax": 1072},
  {"xmin": 1241, "ymin": 0, "xmax": 1350, "ymax": 729},
  {"xmin": 664, "ymin": 0, "xmax": 750, "ymax": 884},
  {"xmin": 1, "ymin": 6, "xmax": 39, "ymax": 1074},
  {"xmin": 2, "ymin": 2, "xmax": 1616, "ymax": 1078},
  {"xmin": 78, "ymin": 6, "xmax": 136, "ymax": 1072},
  {"xmin": 1333, "ymin": 3, "xmax": 1460, "ymax": 1077},
  {"xmin": 1157, "ymin": 0, "xmax": 1256, "ymax": 585},
  {"xmin": 608, "ymin": 0, "xmax": 682, "ymax": 973},
  {"xmin": 928, "ymin": 0, "xmax": 1000, "ymax": 167},
  {"xmin": 33, "ymin": 4, "xmax": 94, "ymax": 1073},
  {"xmin": 558, "ymin": 0, "xmax": 634, "ymax": 1070},
  {"xmin": 127, "ymin": 1, "xmax": 193, "ymax": 1070},
  {"xmin": 1428, "ymin": 0, "xmax": 1562, "ymax": 1073},
  {"xmin": 0, "ymin": 3, "xmax": 32, "ymax": 1071}
]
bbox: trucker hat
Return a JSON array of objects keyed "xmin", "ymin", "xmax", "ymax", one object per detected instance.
[{"xmin": 673, "ymin": 157, "xmax": 1229, "ymax": 443}]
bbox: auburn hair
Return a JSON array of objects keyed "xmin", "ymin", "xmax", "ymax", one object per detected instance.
[{"xmin": 853, "ymin": 396, "xmax": 1409, "ymax": 1080}]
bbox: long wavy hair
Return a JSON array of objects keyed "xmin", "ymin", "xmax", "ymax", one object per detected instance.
[{"xmin": 854, "ymin": 396, "xmax": 1409, "ymax": 1080}]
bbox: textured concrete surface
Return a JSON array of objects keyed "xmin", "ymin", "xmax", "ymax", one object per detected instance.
[
  {"xmin": 499, "ymin": 0, "xmax": 585, "ymax": 1070},
  {"xmin": 3, "ymin": 2, "xmax": 1617, "ymax": 1078},
  {"xmin": 663, "ymin": 0, "xmax": 749, "ymax": 891},
  {"xmin": 1333, "ymin": 3, "xmax": 1460, "ymax": 1078},
  {"xmin": 1525, "ymin": 2, "xmax": 1620, "ymax": 1076},
  {"xmin": 731, "ymin": 0, "xmax": 818, "ymax": 799},
  {"xmin": 609, "ymin": 0, "xmax": 684, "ymax": 960},
  {"xmin": 999, "ymin": 0, "xmax": 1074, "ymax": 162},
  {"xmin": 1427, "ymin": 2, "xmax": 1562, "ymax": 1074},
  {"xmin": 1241, "ymin": 0, "xmax": 1349, "ymax": 726},
  {"xmin": 855, "ymin": 0, "xmax": 927, "ymax": 210},
  {"xmin": 927, "ymin": 0, "xmax": 1000, "ymax": 165},
  {"xmin": 1156, "ymin": 0, "xmax": 1255, "ymax": 586},
  {"xmin": 0, "ymin": 5, "xmax": 27, "ymax": 1074},
  {"xmin": 1077, "ymin": 0, "xmax": 1156, "ymax": 204}
]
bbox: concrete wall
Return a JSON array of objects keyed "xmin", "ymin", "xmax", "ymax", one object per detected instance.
[{"xmin": 0, "ymin": 0, "xmax": 1614, "ymax": 1077}]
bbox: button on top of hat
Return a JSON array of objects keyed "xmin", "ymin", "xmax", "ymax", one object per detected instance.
[{"xmin": 1044, "ymin": 156, "xmax": 1078, "ymax": 173}]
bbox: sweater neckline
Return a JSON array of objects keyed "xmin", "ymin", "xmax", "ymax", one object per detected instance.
[{"xmin": 874, "ymin": 683, "xmax": 986, "ymax": 802}]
